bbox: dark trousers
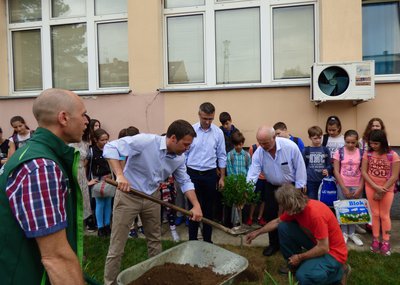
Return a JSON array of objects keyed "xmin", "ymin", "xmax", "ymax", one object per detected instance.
[
  {"xmin": 264, "ymin": 182, "xmax": 280, "ymax": 248},
  {"xmin": 187, "ymin": 168, "xmax": 218, "ymax": 243},
  {"xmin": 279, "ymin": 222, "xmax": 343, "ymax": 285}
]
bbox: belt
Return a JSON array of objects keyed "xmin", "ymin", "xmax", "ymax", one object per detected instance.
[{"xmin": 187, "ymin": 167, "xmax": 216, "ymax": 176}]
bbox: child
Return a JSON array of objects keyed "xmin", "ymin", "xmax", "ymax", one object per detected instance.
[
  {"xmin": 0, "ymin": 127, "xmax": 9, "ymax": 166},
  {"xmin": 7, "ymin": 115, "xmax": 34, "ymax": 158},
  {"xmin": 160, "ymin": 176, "xmax": 180, "ymax": 242},
  {"xmin": 322, "ymin": 115, "xmax": 345, "ymax": 159},
  {"xmin": 219, "ymin": 111, "xmax": 240, "ymax": 153},
  {"xmin": 89, "ymin": 128, "xmax": 114, "ymax": 237},
  {"xmin": 333, "ymin": 130, "xmax": 364, "ymax": 246},
  {"xmin": 227, "ymin": 131, "xmax": 251, "ymax": 226},
  {"xmin": 303, "ymin": 126, "xmax": 331, "ymax": 200},
  {"xmin": 361, "ymin": 130, "xmax": 400, "ymax": 255},
  {"xmin": 273, "ymin": 121, "xmax": 305, "ymax": 152},
  {"xmin": 246, "ymin": 143, "xmax": 266, "ymax": 226},
  {"xmin": 360, "ymin": 118, "xmax": 386, "ymax": 153}
]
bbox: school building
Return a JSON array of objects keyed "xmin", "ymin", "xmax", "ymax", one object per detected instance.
[{"xmin": 0, "ymin": 0, "xmax": 399, "ymax": 147}]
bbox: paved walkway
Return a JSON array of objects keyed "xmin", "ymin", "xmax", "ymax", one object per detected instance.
[{"xmin": 160, "ymin": 220, "xmax": 400, "ymax": 253}]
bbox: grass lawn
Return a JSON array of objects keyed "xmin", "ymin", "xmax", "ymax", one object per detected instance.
[{"xmin": 84, "ymin": 236, "xmax": 400, "ymax": 284}]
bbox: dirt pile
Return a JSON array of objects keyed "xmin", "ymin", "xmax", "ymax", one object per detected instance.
[{"xmin": 128, "ymin": 262, "xmax": 232, "ymax": 285}]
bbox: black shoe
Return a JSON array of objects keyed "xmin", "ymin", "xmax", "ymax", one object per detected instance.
[
  {"xmin": 104, "ymin": 225, "xmax": 111, "ymax": 236},
  {"xmin": 263, "ymin": 245, "xmax": 279, "ymax": 256},
  {"xmin": 98, "ymin": 227, "xmax": 106, "ymax": 237}
]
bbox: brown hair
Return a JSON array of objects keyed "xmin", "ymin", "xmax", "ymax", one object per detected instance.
[{"xmin": 275, "ymin": 184, "xmax": 308, "ymax": 215}]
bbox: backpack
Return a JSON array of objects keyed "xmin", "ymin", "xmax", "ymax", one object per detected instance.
[
  {"xmin": 338, "ymin": 147, "xmax": 363, "ymax": 170},
  {"xmin": 322, "ymin": 134, "xmax": 329, "ymax": 147},
  {"xmin": 318, "ymin": 176, "xmax": 338, "ymax": 207},
  {"xmin": 304, "ymin": 146, "xmax": 330, "ymax": 168},
  {"xmin": 12, "ymin": 130, "xmax": 35, "ymax": 150}
]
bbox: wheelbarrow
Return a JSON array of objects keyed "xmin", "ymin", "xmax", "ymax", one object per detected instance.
[
  {"xmin": 117, "ymin": 240, "xmax": 248, "ymax": 285},
  {"xmin": 105, "ymin": 178, "xmax": 254, "ymax": 236}
]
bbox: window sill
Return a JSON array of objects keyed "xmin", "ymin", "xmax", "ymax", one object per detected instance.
[
  {"xmin": 159, "ymin": 81, "xmax": 309, "ymax": 92},
  {"xmin": 0, "ymin": 89, "xmax": 131, "ymax": 99}
]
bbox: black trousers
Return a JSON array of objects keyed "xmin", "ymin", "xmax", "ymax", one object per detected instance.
[
  {"xmin": 187, "ymin": 167, "xmax": 218, "ymax": 243},
  {"xmin": 264, "ymin": 182, "xmax": 280, "ymax": 248}
]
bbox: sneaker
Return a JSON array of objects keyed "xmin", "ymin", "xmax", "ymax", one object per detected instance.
[
  {"xmin": 171, "ymin": 230, "xmax": 180, "ymax": 242},
  {"xmin": 245, "ymin": 218, "xmax": 253, "ymax": 226},
  {"xmin": 341, "ymin": 264, "xmax": 351, "ymax": 285},
  {"xmin": 257, "ymin": 217, "xmax": 267, "ymax": 226},
  {"xmin": 129, "ymin": 229, "xmax": 138, "ymax": 238},
  {"xmin": 370, "ymin": 239, "xmax": 380, "ymax": 253},
  {"xmin": 343, "ymin": 233, "xmax": 348, "ymax": 244},
  {"xmin": 349, "ymin": 233, "xmax": 363, "ymax": 246},
  {"xmin": 380, "ymin": 241, "xmax": 391, "ymax": 256},
  {"xmin": 355, "ymin": 224, "xmax": 366, "ymax": 234},
  {"xmin": 138, "ymin": 226, "xmax": 145, "ymax": 235}
]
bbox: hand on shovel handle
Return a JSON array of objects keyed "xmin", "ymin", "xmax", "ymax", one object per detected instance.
[{"xmin": 104, "ymin": 178, "xmax": 251, "ymax": 236}]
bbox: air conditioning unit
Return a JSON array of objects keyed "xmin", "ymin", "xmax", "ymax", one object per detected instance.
[{"xmin": 311, "ymin": 61, "xmax": 375, "ymax": 102}]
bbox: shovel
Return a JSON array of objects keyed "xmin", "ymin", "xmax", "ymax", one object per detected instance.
[{"xmin": 105, "ymin": 178, "xmax": 253, "ymax": 236}]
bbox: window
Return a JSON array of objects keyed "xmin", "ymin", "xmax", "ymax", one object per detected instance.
[
  {"xmin": 273, "ymin": 5, "xmax": 314, "ymax": 79},
  {"xmin": 362, "ymin": 1, "xmax": 400, "ymax": 76},
  {"xmin": 164, "ymin": 0, "xmax": 316, "ymax": 88},
  {"xmin": 7, "ymin": 0, "xmax": 128, "ymax": 94}
]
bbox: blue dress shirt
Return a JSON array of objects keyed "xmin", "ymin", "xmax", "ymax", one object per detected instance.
[
  {"xmin": 185, "ymin": 123, "xmax": 227, "ymax": 171},
  {"xmin": 247, "ymin": 137, "xmax": 307, "ymax": 188},
  {"xmin": 103, "ymin": 134, "xmax": 194, "ymax": 195}
]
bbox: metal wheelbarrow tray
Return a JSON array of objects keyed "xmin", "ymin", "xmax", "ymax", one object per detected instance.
[{"xmin": 117, "ymin": 240, "xmax": 248, "ymax": 285}]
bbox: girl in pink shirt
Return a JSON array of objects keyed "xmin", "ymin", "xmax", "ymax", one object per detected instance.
[
  {"xmin": 333, "ymin": 130, "xmax": 364, "ymax": 246},
  {"xmin": 361, "ymin": 130, "xmax": 400, "ymax": 256}
]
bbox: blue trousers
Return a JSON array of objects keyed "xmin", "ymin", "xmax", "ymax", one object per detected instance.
[
  {"xmin": 95, "ymin": 197, "xmax": 112, "ymax": 228},
  {"xmin": 278, "ymin": 222, "xmax": 343, "ymax": 285},
  {"xmin": 306, "ymin": 180, "xmax": 321, "ymax": 200}
]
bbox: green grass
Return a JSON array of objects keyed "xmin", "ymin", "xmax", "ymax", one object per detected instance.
[{"xmin": 83, "ymin": 236, "xmax": 400, "ymax": 285}]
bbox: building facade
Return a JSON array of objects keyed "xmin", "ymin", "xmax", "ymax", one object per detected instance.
[{"xmin": 0, "ymin": 0, "xmax": 399, "ymax": 146}]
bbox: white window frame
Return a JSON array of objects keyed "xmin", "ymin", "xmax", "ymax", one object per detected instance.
[
  {"xmin": 163, "ymin": 0, "xmax": 318, "ymax": 90},
  {"xmin": 7, "ymin": 0, "xmax": 129, "ymax": 96},
  {"xmin": 362, "ymin": 0, "xmax": 400, "ymax": 83}
]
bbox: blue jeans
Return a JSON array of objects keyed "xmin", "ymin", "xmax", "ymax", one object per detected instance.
[
  {"xmin": 278, "ymin": 222, "xmax": 343, "ymax": 285},
  {"xmin": 95, "ymin": 197, "xmax": 112, "ymax": 228},
  {"xmin": 306, "ymin": 180, "xmax": 321, "ymax": 200}
]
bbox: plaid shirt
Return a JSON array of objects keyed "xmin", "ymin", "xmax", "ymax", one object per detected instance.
[
  {"xmin": 5, "ymin": 158, "xmax": 68, "ymax": 238},
  {"xmin": 227, "ymin": 149, "xmax": 251, "ymax": 176}
]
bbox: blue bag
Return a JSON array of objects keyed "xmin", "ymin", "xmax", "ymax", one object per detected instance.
[{"xmin": 318, "ymin": 176, "xmax": 338, "ymax": 207}]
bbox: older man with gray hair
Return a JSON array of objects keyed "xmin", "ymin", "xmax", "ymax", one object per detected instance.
[{"xmin": 246, "ymin": 126, "xmax": 307, "ymax": 256}]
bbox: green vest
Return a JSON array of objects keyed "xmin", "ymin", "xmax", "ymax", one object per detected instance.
[{"xmin": 0, "ymin": 128, "xmax": 83, "ymax": 285}]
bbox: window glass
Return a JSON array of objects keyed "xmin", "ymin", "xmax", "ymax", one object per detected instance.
[
  {"xmin": 165, "ymin": 0, "xmax": 204, "ymax": 9},
  {"xmin": 9, "ymin": 0, "xmax": 41, "ymax": 23},
  {"xmin": 215, "ymin": 8, "xmax": 260, "ymax": 84},
  {"xmin": 12, "ymin": 30, "xmax": 42, "ymax": 91},
  {"xmin": 273, "ymin": 5, "xmax": 314, "ymax": 79},
  {"xmin": 95, "ymin": 0, "xmax": 127, "ymax": 15},
  {"xmin": 167, "ymin": 15, "xmax": 204, "ymax": 84},
  {"xmin": 52, "ymin": 0, "xmax": 86, "ymax": 18},
  {"xmin": 363, "ymin": 2, "xmax": 400, "ymax": 75},
  {"xmin": 51, "ymin": 24, "xmax": 88, "ymax": 90},
  {"xmin": 98, "ymin": 22, "xmax": 129, "ymax": 87}
]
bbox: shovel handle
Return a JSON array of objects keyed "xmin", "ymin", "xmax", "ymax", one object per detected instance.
[{"xmin": 104, "ymin": 178, "xmax": 240, "ymax": 236}]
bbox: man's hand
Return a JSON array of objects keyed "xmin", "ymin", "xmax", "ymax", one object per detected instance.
[
  {"xmin": 218, "ymin": 177, "xmax": 225, "ymax": 189},
  {"xmin": 288, "ymin": 254, "xmax": 302, "ymax": 267},
  {"xmin": 190, "ymin": 204, "xmax": 203, "ymax": 222},
  {"xmin": 245, "ymin": 230, "xmax": 260, "ymax": 244},
  {"xmin": 116, "ymin": 174, "xmax": 130, "ymax": 192}
]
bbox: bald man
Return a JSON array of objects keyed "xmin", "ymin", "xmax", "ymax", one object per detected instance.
[
  {"xmin": 0, "ymin": 88, "xmax": 88, "ymax": 285},
  {"xmin": 247, "ymin": 126, "xmax": 307, "ymax": 257}
]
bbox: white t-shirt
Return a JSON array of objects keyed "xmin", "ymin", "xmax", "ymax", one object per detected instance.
[
  {"xmin": 326, "ymin": 135, "xmax": 345, "ymax": 158},
  {"xmin": 9, "ymin": 132, "xmax": 32, "ymax": 149}
]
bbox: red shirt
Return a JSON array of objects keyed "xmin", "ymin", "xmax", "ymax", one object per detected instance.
[{"xmin": 280, "ymin": 199, "xmax": 347, "ymax": 264}]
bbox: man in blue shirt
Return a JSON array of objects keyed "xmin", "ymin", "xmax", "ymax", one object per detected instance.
[
  {"xmin": 103, "ymin": 120, "xmax": 203, "ymax": 285},
  {"xmin": 247, "ymin": 126, "xmax": 307, "ymax": 256},
  {"xmin": 186, "ymin": 102, "xmax": 227, "ymax": 243}
]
